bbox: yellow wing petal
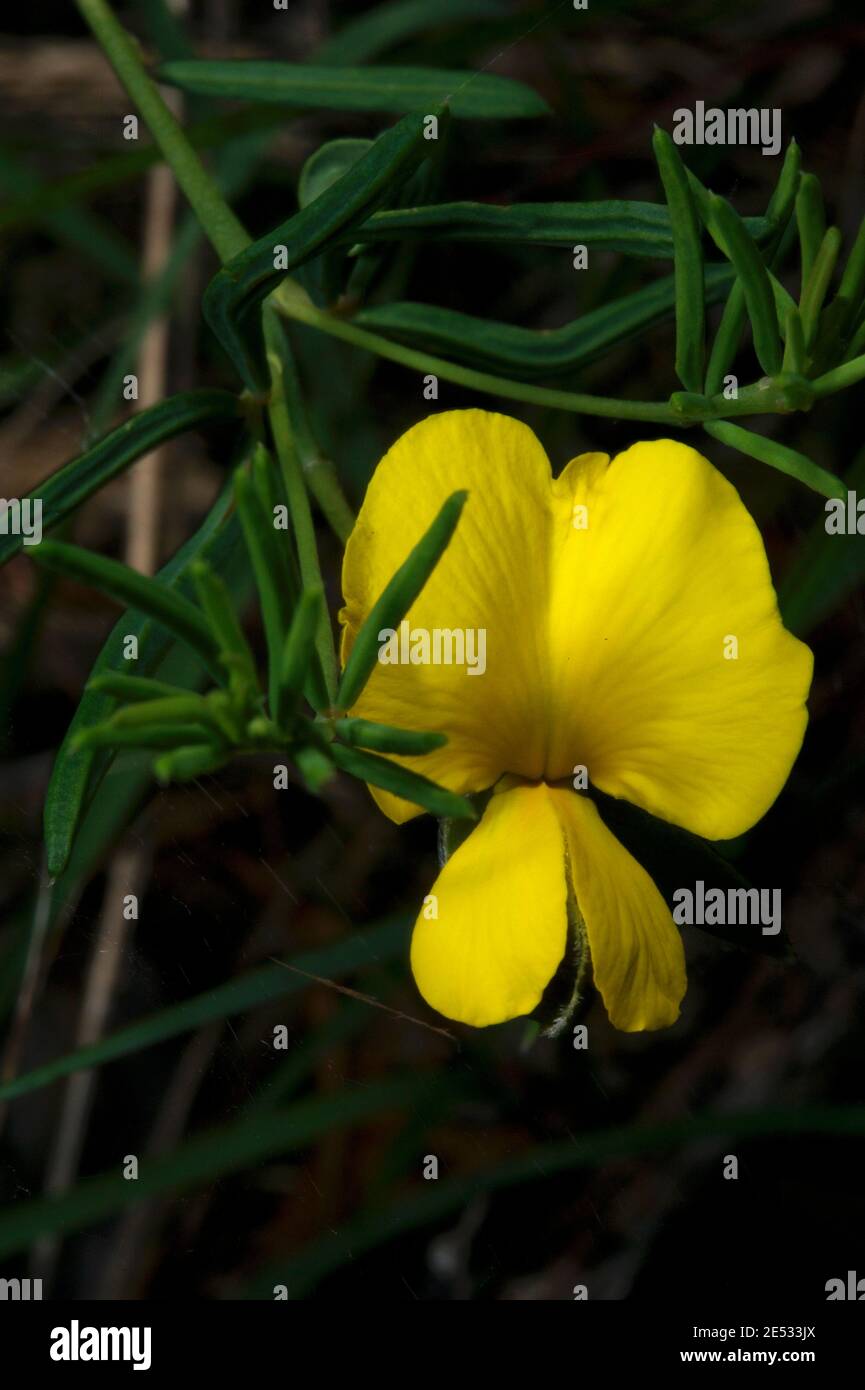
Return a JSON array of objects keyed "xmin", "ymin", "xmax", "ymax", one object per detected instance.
[
  {"xmin": 410, "ymin": 784, "xmax": 568, "ymax": 1027},
  {"xmin": 550, "ymin": 788, "xmax": 686, "ymax": 1031}
]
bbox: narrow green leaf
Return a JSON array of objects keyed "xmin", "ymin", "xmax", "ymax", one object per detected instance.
[
  {"xmin": 331, "ymin": 743, "xmax": 475, "ymax": 820},
  {"xmin": 703, "ymin": 420, "xmax": 844, "ymax": 498},
  {"xmin": 778, "ymin": 447, "xmax": 865, "ymax": 635},
  {"xmin": 765, "ymin": 139, "xmax": 802, "ymax": 228},
  {"xmin": 704, "ymin": 145, "xmax": 799, "ymax": 395},
  {"xmin": 43, "ymin": 484, "xmax": 249, "ymax": 877},
  {"xmin": 190, "ymin": 558, "xmax": 259, "ymax": 692},
  {"xmin": 0, "ymin": 390, "xmax": 239, "ymax": 569},
  {"xmin": 0, "ymin": 916, "xmax": 407, "ymax": 1105},
  {"xmin": 33, "ymin": 541, "xmax": 224, "ymax": 682},
  {"xmin": 782, "ymin": 305, "xmax": 807, "ymax": 374},
  {"xmin": 335, "ymin": 717, "xmax": 447, "ymax": 756},
  {"xmin": 87, "ymin": 673, "xmax": 194, "ymax": 703},
  {"xmin": 296, "ymin": 743, "xmax": 336, "ymax": 792},
  {"xmin": 0, "ymin": 1076, "xmax": 422, "ymax": 1259},
  {"xmin": 94, "ymin": 694, "xmax": 220, "ymax": 731},
  {"xmin": 76, "ymin": 721, "xmax": 215, "ymax": 751},
  {"xmin": 355, "ymin": 264, "xmax": 734, "ymax": 379},
  {"xmin": 160, "ymin": 60, "xmax": 549, "ymax": 119},
  {"xmin": 832, "ymin": 211, "xmax": 865, "ymax": 338},
  {"xmin": 153, "ymin": 743, "xmax": 227, "ymax": 783},
  {"xmin": 800, "ymin": 225, "xmax": 842, "ymax": 349},
  {"xmin": 652, "ymin": 126, "xmax": 704, "ymax": 391},
  {"xmin": 250, "ymin": 1103, "xmax": 865, "ymax": 1298},
  {"xmin": 205, "ymin": 110, "xmax": 438, "ymax": 390},
  {"xmin": 234, "ymin": 461, "xmax": 294, "ymax": 714},
  {"xmin": 298, "ymin": 138, "xmax": 374, "ymax": 208},
  {"xmin": 703, "ymin": 194, "xmax": 782, "ymax": 375},
  {"xmin": 337, "ymin": 490, "xmax": 467, "ymax": 711},
  {"xmin": 796, "ymin": 172, "xmax": 825, "ymax": 295},
  {"xmin": 352, "ymin": 200, "xmax": 773, "ymax": 258},
  {"xmin": 276, "ymin": 588, "xmax": 325, "ymax": 727},
  {"xmin": 0, "ymin": 148, "xmax": 138, "ymax": 285},
  {"xmin": 315, "ymin": 0, "xmax": 504, "ymax": 65}
]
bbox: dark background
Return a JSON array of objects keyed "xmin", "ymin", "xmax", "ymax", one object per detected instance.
[{"xmin": 1, "ymin": 0, "xmax": 864, "ymax": 1301}]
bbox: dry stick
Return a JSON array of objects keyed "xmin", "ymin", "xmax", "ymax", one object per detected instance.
[
  {"xmin": 31, "ymin": 848, "xmax": 147, "ymax": 1281},
  {"xmin": 31, "ymin": 69, "xmax": 184, "ymax": 1288},
  {"xmin": 96, "ymin": 1021, "xmax": 225, "ymax": 1298},
  {"xmin": 127, "ymin": 105, "xmax": 180, "ymax": 573}
]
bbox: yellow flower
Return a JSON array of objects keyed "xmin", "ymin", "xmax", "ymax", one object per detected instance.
[{"xmin": 339, "ymin": 410, "xmax": 813, "ymax": 1032}]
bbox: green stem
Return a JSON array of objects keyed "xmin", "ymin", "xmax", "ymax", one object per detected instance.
[
  {"xmin": 77, "ymin": 0, "xmax": 353, "ymax": 580},
  {"xmin": 76, "ymin": 0, "xmax": 248, "ymax": 263},
  {"xmin": 264, "ymin": 309, "xmax": 338, "ymax": 701},
  {"xmin": 275, "ymin": 283, "xmax": 680, "ymax": 424}
]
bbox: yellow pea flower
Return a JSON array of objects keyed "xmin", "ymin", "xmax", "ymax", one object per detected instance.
[{"xmin": 339, "ymin": 410, "xmax": 813, "ymax": 1032}]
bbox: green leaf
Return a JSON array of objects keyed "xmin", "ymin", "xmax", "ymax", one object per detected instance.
[
  {"xmin": 153, "ymin": 743, "xmax": 227, "ymax": 783},
  {"xmin": 298, "ymin": 138, "xmax": 374, "ymax": 208},
  {"xmin": 800, "ymin": 225, "xmax": 842, "ymax": 350},
  {"xmin": 204, "ymin": 110, "xmax": 438, "ymax": 390},
  {"xmin": 0, "ymin": 389, "xmax": 239, "ymax": 569},
  {"xmin": 33, "ymin": 541, "xmax": 224, "ymax": 683},
  {"xmin": 701, "ymin": 194, "xmax": 782, "ymax": 375},
  {"xmin": 331, "ymin": 743, "xmax": 475, "ymax": 820},
  {"xmin": 335, "ymin": 717, "xmax": 447, "ymax": 756},
  {"xmin": 0, "ymin": 148, "xmax": 138, "ymax": 284},
  {"xmin": 276, "ymin": 588, "xmax": 325, "ymax": 727},
  {"xmin": 765, "ymin": 139, "xmax": 802, "ymax": 229},
  {"xmin": 354, "ymin": 264, "xmax": 734, "ymax": 379},
  {"xmin": 160, "ymin": 60, "xmax": 549, "ymax": 119},
  {"xmin": 778, "ymin": 447, "xmax": 865, "ymax": 635},
  {"xmin": 336, "ymin": 490, "xmax": 466, "ymax": 710},
  {"xmin": 652, "ymin": 126, "xmax": 704, "ymax": 391},
  {"xmin": 87, "ymin": 673, "xmax": 196, "ymax": 703},
  {"xmin": 249, "ymin": 1103, "xmax": 865, "ymax": 1298},
  {"xmin": 0, "ymin": 916, "xmax": 407, "ymax": 1105},
  {"xmin": 703, "ymin": 420, "xmax": 844, "ymax": 499},
  {"xmin": 795, "ymin": 172, "xmax": 826, "ymax": 294},
  {"xmin": 0, "ymin": 1075, "xmax": 422, "ymax": 1259},
  {"xmin": 315, "ymin": 0, "xmax": 505, "ymax": 65},
  {"xmin": 352, "ymin": 200, "xmax": 772, "ymax": 258},
  {"xmin": 190, "ymin": 558, "xmax": 259, "ymax": 692},
  {"xmin": 782, "ymin": 305, "xmax": 807, "ymax": 375},
  {"xmin": 704, "ymin": 143, "xmax": 799, "ymax": 395},
  {"xmin": 234, "ymin": 459, "xmax": 296, "ymax": 715},
  {"xmin": 76, "ymin": 721, "xmax": 217, "ymax": 751},
  {"xmin": 43, "ymin": 486, "xmax": 249, "ymax": 876},
  {"xmin": 832, "ymin": 211, "xmax": 865, "ymax": 338}
]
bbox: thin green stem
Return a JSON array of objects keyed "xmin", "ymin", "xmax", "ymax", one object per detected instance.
[
  {"xmin": 275, "ymin": 283, "xmax": 680, "ymax": 423},
  {"xmin": 264, "ymin": 310, "xmax": 338, "ymax": 701},
  {"xmin": 77, "ymin": 0, "xmax": 248, "ymax": 263}
]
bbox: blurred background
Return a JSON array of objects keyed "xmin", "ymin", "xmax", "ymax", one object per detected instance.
[{"xmin": 1, "ymin": 0, "xmax": 864, "ymax": 1301}]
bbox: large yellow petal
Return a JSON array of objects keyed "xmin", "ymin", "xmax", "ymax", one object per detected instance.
[
  {"xmin": 340, "ymin": 410, "xmax": 555, "ymax": 821},
  {"xmin": 545, "ymin": 439, "xmax": 812, "ymax": 840},
  {"xmin": 549, "ymin": 788, "xmax": 686, "ymax": 1031},
  {"xmin": 410, "ymin": 783, "xmax": 568, "ymax": 1027}
]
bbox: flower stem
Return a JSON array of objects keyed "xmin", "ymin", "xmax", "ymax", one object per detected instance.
[
  {"xmin": 76, "ymin": 0, "xmax": 249, "ymax": 264},
  {"xmin": 274, "ymin": 283, "xmax": 681, "ymax": 423}
]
